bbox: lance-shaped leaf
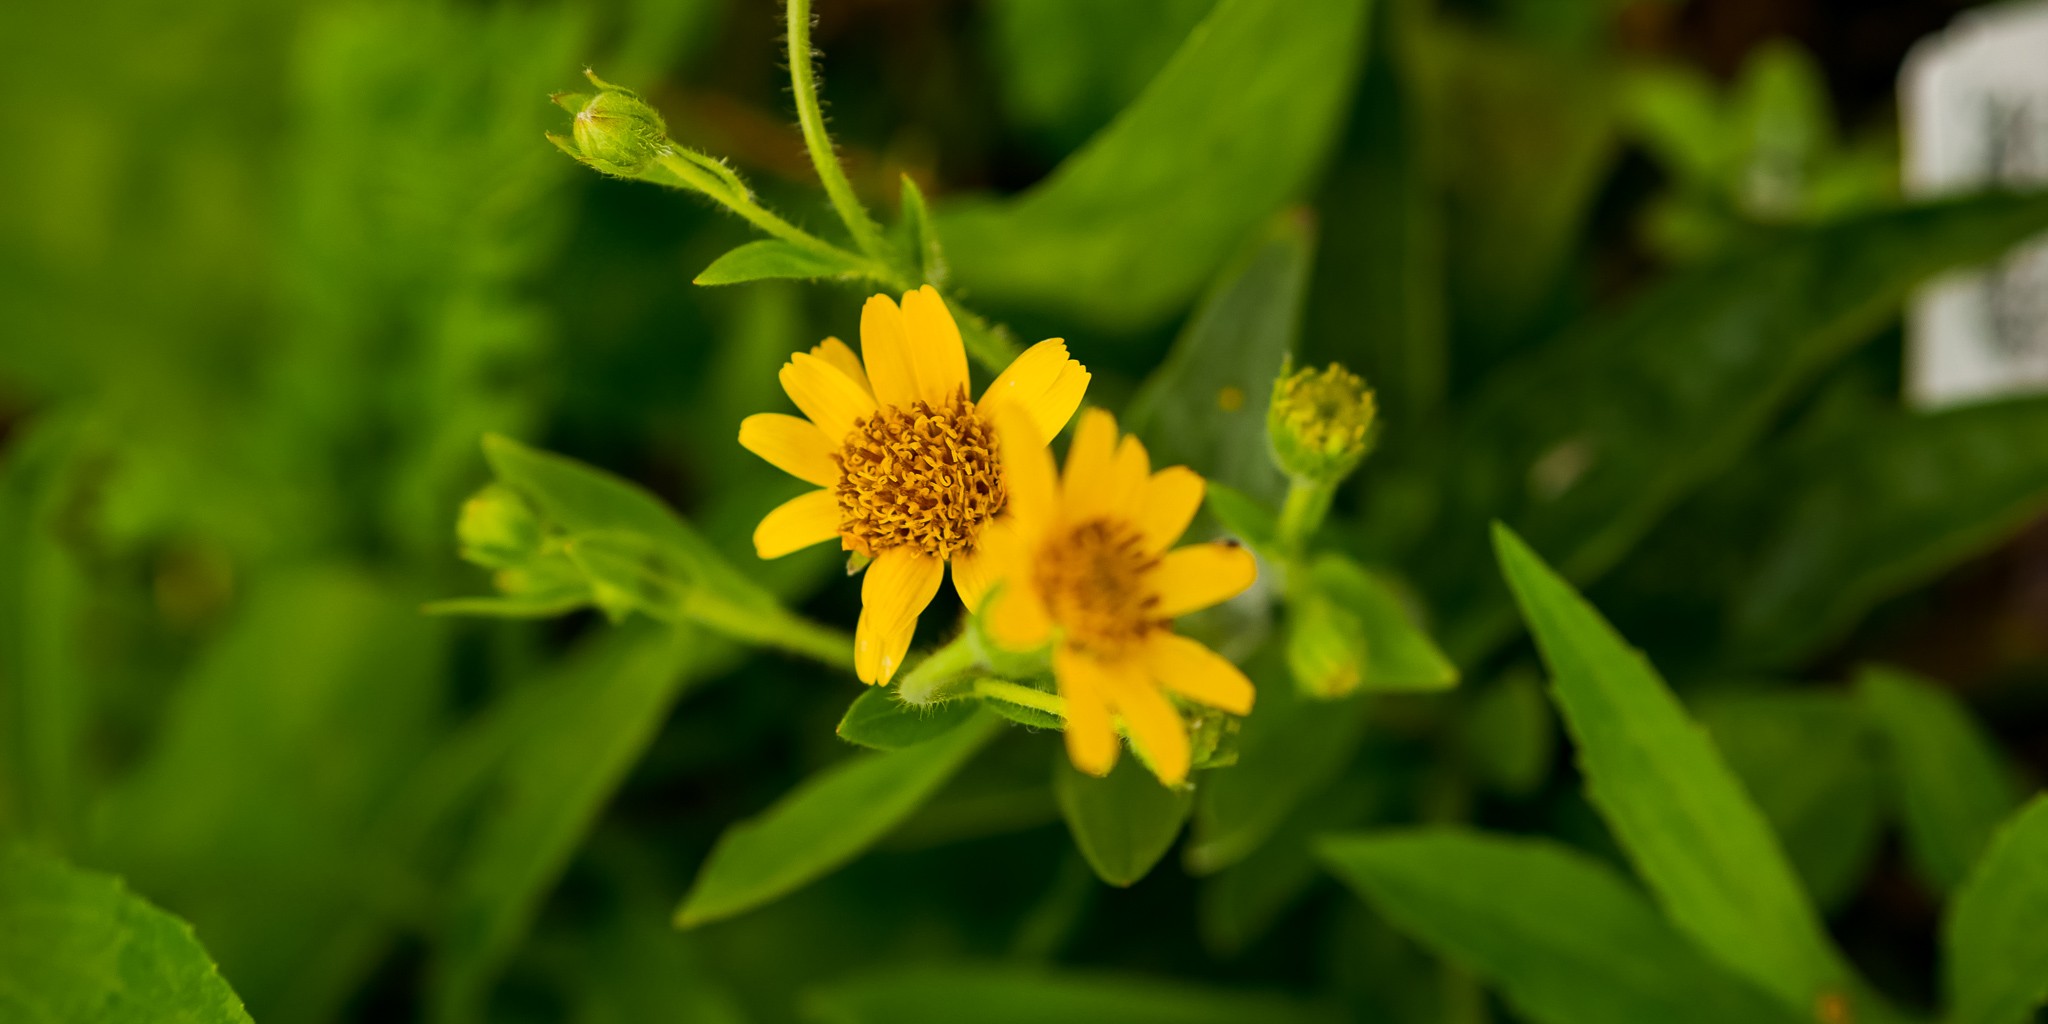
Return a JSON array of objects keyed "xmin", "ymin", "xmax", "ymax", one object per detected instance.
[
  {"xmin": 936, "ymin": 0, "xmax": 1368, "ymax": 331},
  {"xmin": 676, "ymin": 713, "xmax": 1001, "ymax": 927},
  {"xmin": 1857, "ymin": 666, "xmax": 2020, "ymax": 894},
  {"xmin": 1492, "ymin": 524, "xmax": 1859, "ymax": 1015},
  {"xmin": 1320, "ymin": 829, "xmax": 1805, "ymax": 1024},
  {"xmin": 694, "ymin": 239, "xmax": 874, "ymax": 286},
  {"xmin": 0, "ymin": 845, "xmax": 253, "ymax": 1023},
  {"xmin": 1945, "ymin": 796, "xmax": 2048, "ymax": 1024},
  {"xmin": 1055, "ymin": 753, "xmax": 1194, "ymax": 887}
]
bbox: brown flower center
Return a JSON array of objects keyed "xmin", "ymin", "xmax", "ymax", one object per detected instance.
[
  {"xmin": 835, "ymin": 389, "xmax": 1005, "ymax": 560},
  {"xmin": 1035, "ymin": 517, "xmax": 1162, "ymax": 657}
]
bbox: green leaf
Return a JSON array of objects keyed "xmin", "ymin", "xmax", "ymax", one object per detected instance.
[
  {"xmin": 936, "ymin": 0, "xmax": 1368, "ymax": 330},
  {"xmin": 1187, "ymin": 657, "xmax": 1369, "ymax": 874},
  {"xmin": 1055, "ymin": 752, "xmax": 1194, "ymax": 887},
  {"xmin": 1309, "ymin": 555, "xmax": 1456, "ymax": 693},
  {"xmin": 693, "ymin": 239, "xmax": 872, "ymax": 286},
  {"xmin": 1856, "ymin": 666, "xmax": 2020, "ymax": 894},
  {"xmin": 1429, "ymin": 193, "xmax": 2048, "ymax": 661},
  {"xmin": 1456, "ymin": 671, "xmax": 1555, "ymax": 798},
  {"xmin": 896, "ymin": 175, "xmax": 946, "ymax": 286},
  {"xmin": 431, "ymin": 623, "xmax": 716, "ymax": 1023},
  {"xmin": 1319, "ymin": 829, "xmax": 1806, "ymax": 1024},
  {"xmin": 1491, "ymin": 524, "xmax": 1855, "ymax": 1013},
  {"xmin": 1727, "ymin": 398, "xmax": 2048, "ymax": 665},
  {"xmin": 676, "ymin": 713, "xmax": 1001, "ymax": 927},
  {"xmin": 1945, "ymin": 795, "xmax": 2048, "ymax": 1024},
  {"xmin": 804, "ymin": 965, "xmax": 1339, "ymax": 1024},
  {"xmin": 1125, "ymin": 212, "xmax": 1313, "ymax": 504},
  {"xmin": 1695, "ymin": 690, "xmax": 1884, "ymax": 911},
  {"xmin": 836, "ymin": 688, "xmax": 978, "ymax": 750},
  {"xmin": 1204, "ymin": 482, "xmax": 1280, "ymax": 556},
  {"xmin": 982, "ymin": 0, "xmax": 1219, "ymax": 156},
  {"xmin": 0, "ymin": 845, "xmax": 253, "ymax": 1023}
]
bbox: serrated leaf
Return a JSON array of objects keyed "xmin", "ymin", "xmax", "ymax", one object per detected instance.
[
  {"xmin": 836, "ymin": 688, "xmax": 978, "ymax": 750},
  {"xmin": 0, "ymin": 844, "xmax": 253, "ymax": 1023},
  {"xmin": 1055, "ymin": 752, "xmax": 1193, "ymax": 887},
  {"xmin": 936, "ymin": 0, "xmax": 1367, "ymax": 330},
  {"xmin": 1319, "ymin": 829, "xmax": 1806, "ymax": 1024},
  {"xmin": 1428, "ymin": 193, "xmax": 2048, "ymax": 661},
  {"xmin": 1945, "ymin": 795, "xmax": 2048, "ymax": 1024},
  {"xmin": 804, "ymin": 965, "xmax": 1339, "ymax": 1024},
  {"xmin": 1309, "ymin": 554, "xmax": 1456, "ymax": 693},
  {"xmin": 1857, "ymin": 666, "xmax": 2020, "ymax": 894},
  {"xmin": 693, "ymin": 239, "xmax": 872, "ymax": 286},
  {"xmin": 676, "ymin": 713, "xmax": 1000, "ymax": 927},
  {"xmin": 1125, "ymin": 213, "xmax": 1311, "ymax": 505},
  {"xmin": 1491, "ymin": 524, "xmax": 1856, "ymax": 1014}
]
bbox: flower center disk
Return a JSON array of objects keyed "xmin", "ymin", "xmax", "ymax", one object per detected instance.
[
  {"xmin": 835, "ymin": 390, "xmax": 1006, "ymax": 560},
  {"xmin": 1036, "ymin": 517, "xmax": 1161, "ymax": 657}
]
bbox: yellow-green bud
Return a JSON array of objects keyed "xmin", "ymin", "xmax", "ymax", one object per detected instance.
[
  {"xmin": 458, "ymin": 484, "xmax": 544, "ymax": 569},
  {"xmin": 1268, "ymin": 361, "xmax": 1377, "ymax": 484},
  {"xmin": 551, "ymin": 69, "xmax": 669, "ymax": 177},
  {"xmin": 1286, "ymin": 586, "xmax": 1368, "ymax": 699}
]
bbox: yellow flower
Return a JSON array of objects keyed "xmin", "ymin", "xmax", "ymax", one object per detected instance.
[
  {"xmin": 739, "ymin": 286, "xmax": 1090, "ymax": 685},
  {"xmin": 978, "ymin": 407, "xmax": 1257, "ymax": 785}
]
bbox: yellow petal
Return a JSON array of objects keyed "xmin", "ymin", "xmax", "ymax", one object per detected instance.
[
  {"xmin": 855, "ymin": 606, "xmax": 920, "ymax": 686},
  {"xmin": 1136, "ymin": 467, "xmax": 1204, "ymax": 553},
  {"xmin": 1060, "ymin": 408, "xmax": 1120, "ymax": 519},
  {"xmin": 988, "ymin": 403, "xmax": 1060, "ymax": 541},
  {"xmin": 1053, "ymin": 645, "xmax": 1120, "ymax": 777},
  {"xmin": 980, "ymin": 338, "xmax": 1090, "ymax": 440},
  {"xmin": 951, "ymin": 520, "xmax": 1016, "ymax": 614},
  {"xmin": 739, "ymin": 413, "xmax": 838, "ymax": 487},
  {"xmin": 899, "ymin": 286, "xmax": 972, "ymax": 406},
  {"xmin": 858, "ymin": 293, "xmax": 924, "ymax": 409},
  {"xmin": 1105, "ymin": 672, "xmax": 1190, "ymax": 786},
  {"xmin": 1105, "ymin": 432, "xmax": 1151, "ymax": 517},
  {"xmin": 859, "ymin": 547, "xmax": 943, "ymax": 670},
  {"xmin": 779, "ymin": 351, "xmax": 876, "ymax": 442},
  {"xmin": 986, "ymin": 571, "xmax": 1053, "ymax": 651},
  {"xmin": 753, "ymin": 489, "xmax": 840, "ymax": 559},
  {"xmin": 1151, "ymin": 542, "xmax": 1258, "ymax": 618},
  {"xmin": 812, "ymin": 337, "xmax": 873, "ymax": 398},
  {"xmin": 1142, "ymin": 633, "xmax": 1253, "ymax": 715}
]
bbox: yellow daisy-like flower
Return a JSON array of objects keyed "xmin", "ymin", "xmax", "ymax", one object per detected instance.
[
  {"xmin": 740, "ymin": 286, "xmax": 1090, "ymax": 686},
  {"xmin": 978, "ymin": 407, "xmax": 1257, "ymax": 785}
]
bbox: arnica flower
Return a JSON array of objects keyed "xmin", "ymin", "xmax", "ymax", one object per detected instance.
[
  {"xmin": 978, "ymin": 408, "xmax": 1257, "ymax": 785},
  {"xmin": 740, "ymin": 286, "xmax": 1089, "ymax": 685},
  {"xmin": 1268, "ymin": 361, "xmax": 1377, "ymax": 484}
]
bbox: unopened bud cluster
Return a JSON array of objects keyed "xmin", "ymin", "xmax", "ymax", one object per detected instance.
[{"xmin": 1268, "ymin": 362, "xmax": 1377, "ymax": 484}]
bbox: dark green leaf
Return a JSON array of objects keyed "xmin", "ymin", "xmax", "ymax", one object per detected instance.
[
  {"xmin": 805, "ymin": 965, "xmax": 1338, "ymax": 1024},
  {"xmin": 836, "ymin": 688, "xmax": 978, "ymax": 751},
  {"xmin": 1696, "ymin": 690, "xmax": 1884, "ymax": 911},
  {"xmin": 1857, "ymin": 666, "xmax": 2020, "ymax": 894},
  {"xmin": 1125, "ymin": 213, "xmax": 1313, "ymax": 504},
  {"xmin": 1492, "ymin": 524, "xmax": 1856, "ymax": 1013},
  {"xmin": 1309, "ymin": 555, "xmax": 1456, "ymax": 693},
  {"xmin": 1319, "ymin": 829, "xmax": 1805, "ymax": 1024},
  {"xmin": 1055, "ymin": 752, "xmax": 1194, "ymax": 887},
  {"xmin": 937, "ymin": 0, "xmax": 1368, "ymax": 330},
  {"xmin": 676, "ymin": 713, "xmax": 1001, "ymax": 927},
  {"xmin": 1945, "ymin": 796, "xmax": 2048, "ymax": 1024},
  {"xmin": 1430, "ymin": 193, "xmax": 2048, "ymax": 661},
  {"xmin": 0, "ymin": 845, "xmax": 253, "ymax": 1023},
  {"xmin": 1728, "ymin": 398, "xmax": 2048, "ymax": 665},
  {"xmin": 1457, "ymin": 671, "xmax": 1555, "ymax": 797},
  {"xmin": 693, "ymin": 239, "xmax": 871, "ymax": 286}
]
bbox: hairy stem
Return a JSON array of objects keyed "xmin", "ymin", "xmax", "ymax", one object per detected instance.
[{"xmin": 786, "ymin": 0, "xmax": 886, "ymax": 260}]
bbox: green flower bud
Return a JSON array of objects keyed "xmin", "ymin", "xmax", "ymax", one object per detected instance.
[
  {"xmin": 1286, "ymin": 585, "xmax": 1368, "ymax": 699},
  {"xmin": 458, "ymin": 484, "xmax": 544, "ymax": 569},
  {"xmin": 1268, "ymin": 360, "xmax": 1377, "ymax": 484},
  {"xmin": 550, "ymin": 69, "xmax": 669, "ymax": 177}
]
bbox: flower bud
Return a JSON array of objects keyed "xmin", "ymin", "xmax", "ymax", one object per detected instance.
[
  {"xmin": 1286, "ymin": 585, "xmax": 1368, "ymax": 699},
  {"xmin": 550, "ymin": 69, "xmax": 669, "ymax": 177},
  {"xmin": 458, "ymin": 484, "xmax": 544, "ymax": 569},
  {"xmin": 1268, "ymin": 361, "xmax": 1377, "ymax": 484}
]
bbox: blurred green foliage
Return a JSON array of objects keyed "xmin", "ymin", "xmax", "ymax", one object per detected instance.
[{"xmin": 4, "ymin": 0, "xmax": 2048, "ymax": 1022}]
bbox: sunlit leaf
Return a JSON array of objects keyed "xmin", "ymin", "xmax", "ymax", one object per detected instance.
[
  {"xmin": 0, "ymin": 845, "xmax": 253, "ymax": 1023},
  {"xmin": 694, "ymin": 240, "xmax": 873, "ymax": 286},
  {"xmin": 676, "ymin": 713, "xmax": 1001, "ymax": 927},
  {"xmin": 1320, "ymin": 829, "xmax": 1806, "ymax": 1024}
]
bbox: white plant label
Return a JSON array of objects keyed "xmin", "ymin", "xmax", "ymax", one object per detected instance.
[{"xmin": 1902, "ymin": 1, "xmax": 2048, "ymax": 408}]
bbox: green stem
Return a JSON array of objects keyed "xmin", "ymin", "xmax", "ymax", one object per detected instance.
[
  {"xmin": 896, "ymin": 632, "xmax": 986, "ymax": 706},
  {"xmin": 972, "ymin": 678, "xmax": 1066, "ymax": 719},
  {"xmin": 652, "ymin": 153, "xmax": 840, "ymax": 257},
  {"xmin": 1275, "ymin": 476, "xmax": 1334, "ymax": 555},
  {"xmin": 684, "ymin": 592, "xmax": 856, "ymax": 671},
  {"xmin": 786, "ymin": 0, "xmax": 886, "ymax": 260}
]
